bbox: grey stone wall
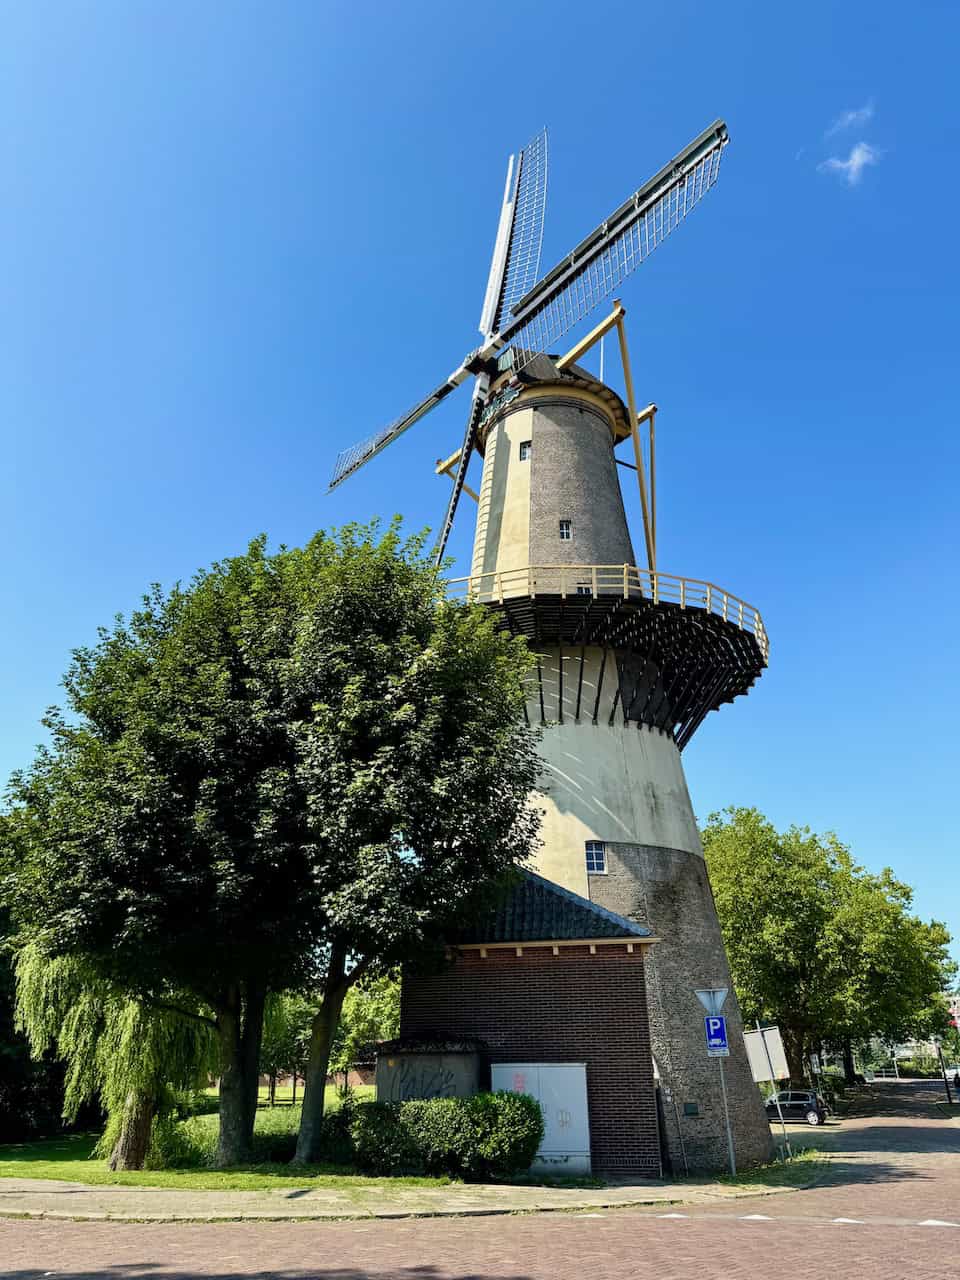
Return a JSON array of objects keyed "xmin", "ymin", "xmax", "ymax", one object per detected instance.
[
  {"xmin": 588, "ymin": 843, "xmax": 773, "ymax": 1172},
  {"xmin": 524, "ymin": 396, "xmax": 636, "ymax": 568}
]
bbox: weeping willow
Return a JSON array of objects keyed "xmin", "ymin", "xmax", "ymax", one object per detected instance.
[{"xmin": 14, "ymin": 945, "xmax": 217, "ymax": 1168}]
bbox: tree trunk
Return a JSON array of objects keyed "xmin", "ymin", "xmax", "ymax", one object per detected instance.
[
  {"xmin": 294, "ymin": 945, "xmax": 350, "ymax": 1164},
  {"xmin": 216, "ymin": 979, "xmax": 268, "ymax": 1166},
  {"xmin": 293, "ymin": 994, "xmax": 347, "ymax": 1163},
  {"xmin": 292, "ymin": 1073, "xmax": 297, "ymax": 1105},
  {"xmin": 269, "ymin": 1073, "xmax": 276, "ymax": 1107},
  {"xmin": 781, "ymin": 1026, "xmax": 807, "ymax": 1084},
  {"xmin": 108, "ymin": 1090, "xmax": 155, "ymax": 1170},
  {"xmin": 842, "ymin": 1040, "xmax": 857, "ymax": 1084}
]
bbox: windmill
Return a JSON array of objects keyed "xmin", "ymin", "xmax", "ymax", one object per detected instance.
[
  {"xmin": 329, "ymin": 120, "xmax": 729, "ymax": 567},
  {"xmin": 331, "ymin": 121, "xmax": 774, "ymax": 1174}
]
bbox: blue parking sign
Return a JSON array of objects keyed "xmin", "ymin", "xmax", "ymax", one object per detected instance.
[{"xmin": 705, "ymin": 1015, "xmax": 729, "ymax": 1056}]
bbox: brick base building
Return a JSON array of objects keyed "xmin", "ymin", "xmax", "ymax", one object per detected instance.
[{"xmin": 396, "ymin": 872, "xmax": 662, "ymax": 1174}]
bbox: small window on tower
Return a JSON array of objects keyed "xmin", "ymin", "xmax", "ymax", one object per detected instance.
[
  {"xmin": 519, "ymin": 440, "xmax": 531, "ymax": 461},
  {"xmin": 585, "ymin": 840, "xmax": 606, "ymax": 874},
  {"xmin": 559, "ymin": 519, "xmax": 572, "ymax": 541}
]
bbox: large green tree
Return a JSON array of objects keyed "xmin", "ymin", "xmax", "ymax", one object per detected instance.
[
  {"xmin": 1, "ymin": 523, "xmax": 540, "ymax": 1164},
  {"xmin": 703, "ymin": 807, "xmax": 954, "ymax": 1080}
]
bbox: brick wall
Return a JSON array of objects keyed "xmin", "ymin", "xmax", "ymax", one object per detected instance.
[{"xmin": 401, "ymin": 944, "xmax": 660, "ymax": 1173}]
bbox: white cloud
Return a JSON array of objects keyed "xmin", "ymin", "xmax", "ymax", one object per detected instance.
[
  {"xmin": 818, "ymin": 142, "xmax": 881, "ymax": 186},
  {"xmin": 826, "ymin": 102, "xmax": 875, "ymax": 137}
]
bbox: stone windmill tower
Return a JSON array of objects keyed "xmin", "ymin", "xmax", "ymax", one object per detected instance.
[{"xmin": 330, "ymin": 122, "xmax": 772, "ymax": 1171}]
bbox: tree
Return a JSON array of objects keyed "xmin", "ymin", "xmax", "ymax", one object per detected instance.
[
  {"xmin": 259, "ymin": 994, "xmax": 313, "ymax": 1105},
  {"xmin": 1, "ymin": 522, "xmax": 540, "ymax": 1165},
  {"xmin": 702, "ymin": 808, "xmax": 954, "ymax": 1081},
  {"xmin": 14, "ymin": 945, "xmax": 217, "ymax": 1169},
  {"xmin": 329, "ymin": 973, "xmax": 400, "ymax": 1079}
]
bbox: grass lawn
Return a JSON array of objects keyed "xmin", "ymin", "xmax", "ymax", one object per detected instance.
[
  {"xmin": 714, "ymin": 1146, "xmax": 827, "ymax": 1190},
  {"xmin": 0, "ymin": 1088, "xmax": 440, "ymax": 1192},
  {"xmin": 0, "ymin": 1132, "xmax": 446, "ymax": 1192},
  {"xmin": 201, "ymin": 1084, "xmax": 375, "ymax": 1106}
]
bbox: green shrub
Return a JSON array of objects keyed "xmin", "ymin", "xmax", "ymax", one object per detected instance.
[
  {"xmin": 467, "ymin": 1091, "xmax": 543, "ymax": 1178},
  {"xmin": 171, "ymin": 1088, "xmax": 221, "ymax": 1119},
  {"xmin": 145, "ymin": 1115, "xmax": 213, "ymax": 1169},
  {"xmin": 350, "ymin": 1102, "xmax": 419, "ymax": 1174},
  {"xmin": 400, "ymin": 1097, "xmax": 478, "ymax": 1177},
  {"xmin": 145, "ymin": 1106, "xmax": 305, "ymax": 1168},
  {"xmin": 393, "ymin": 1091, "xmax": 543, "ymax": 1180}
]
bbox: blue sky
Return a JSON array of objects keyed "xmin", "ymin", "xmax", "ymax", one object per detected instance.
[{"xmin": 2, "ymin": 3, "xmax": 958, "ymax": 961}]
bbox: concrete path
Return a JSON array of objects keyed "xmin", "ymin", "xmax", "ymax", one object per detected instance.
[
  {"xmin": 0, "ymin": 1168, "xmax": 784, "ymax": 1222},
  {"xmin": 3, "ymin": 1079, "xmax": 959, "ymax": 1278}
]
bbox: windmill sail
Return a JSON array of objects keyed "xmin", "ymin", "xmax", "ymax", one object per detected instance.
[
  {"xmin": 494, "ymin": 129, "xmax": 548, "ymax": 331},
  {"xmin": 328, "ymin": 369, "xmax": 468, "ymax": 491},
  {"xmin": 433, "ymin": 373, "xmax": 489, "ymax": 566},
  {"xmin": 498, "ymin": 121, "xmax": 728, "ymax": 362},
  {"xmin": 479, "ymin": 129, "xmax": 548, "ymax": 340},
  {"xmin": 327, "ymin": 120, "xmax": 728, "ymax": 506}
]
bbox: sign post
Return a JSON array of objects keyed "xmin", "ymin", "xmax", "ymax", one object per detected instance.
[
  {"xmin": 936, "ymin": 1041, "xmax": 954, "ymax": 1107},
  {"xmin": 696, "ymin": 988, "xmax": 736, "ymax": 1176},
  {"xmin": 756, "ymin": 1021, "xmax": 791, "ymax": 1158}
]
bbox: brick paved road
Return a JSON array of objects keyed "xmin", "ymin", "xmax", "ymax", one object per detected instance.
[{"xmin": 3, "ymin": 1080, "xmax": 958, "ymax": 1280}]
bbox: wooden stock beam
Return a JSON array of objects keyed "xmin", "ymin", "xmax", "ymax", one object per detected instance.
[{"xmin": 434, "ymin": 449, "xmax": 478, "ymax": 502}]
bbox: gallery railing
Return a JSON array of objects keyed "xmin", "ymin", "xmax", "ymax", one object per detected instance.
[{"xmin": 447, "ymin": 563, "xmax": 769, "ymax": 662}]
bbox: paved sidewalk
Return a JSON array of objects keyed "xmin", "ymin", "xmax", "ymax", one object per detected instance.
[
  {"xmin": 5, "ymin": 1082, "xmax": 959, "ymax": 1279},
  {"xmin": 0, "ymin": 1171, "xmax": 790, "ymax": 1222},
  {"xmin": 5, "ymin": 1078, "xmax": 953, "ymax": 1225}
]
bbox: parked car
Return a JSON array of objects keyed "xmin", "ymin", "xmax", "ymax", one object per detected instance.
[{"xmin": 764, "ymin": 1089, "xmax": 828, "ymax": 1126}]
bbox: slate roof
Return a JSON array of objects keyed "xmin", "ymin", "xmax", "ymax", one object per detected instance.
[{"xmin": 456, "ymin": 871, "xmax": 653, "ymax": 945}]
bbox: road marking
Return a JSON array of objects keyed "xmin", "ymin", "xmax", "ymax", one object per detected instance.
[
  {"xmin": 739, "ymin": 1214, "xmax": 773, "ymax": 1220},
  {"xmin": 832, "ymin": 1218, "xmax": 864, "ymax": 1224},
  {"xmin": 918, "ymin": 1219, "xmax": 960, "ymax": 1227},
  {"xmin": 581, "ymin": 1213, "xmax": 607, "ymax": 1218},
  {"xmin": 657, "ymin": 1212, "xmax": 688, "ymax": 1218}
]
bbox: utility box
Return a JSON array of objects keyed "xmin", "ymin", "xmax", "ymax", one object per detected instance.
[
  {"xmin": 375, "ymin": 1036, "xmax": 482, "ymax": 1103},
  {"xmin": 492, "ymin": 1062, "xmax": 591, "ymax": 1174}
]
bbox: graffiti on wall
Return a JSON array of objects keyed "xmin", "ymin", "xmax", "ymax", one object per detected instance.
[{"xmin": 383, "ymin": 1059, "xmax": 460, "ymax": 1102}]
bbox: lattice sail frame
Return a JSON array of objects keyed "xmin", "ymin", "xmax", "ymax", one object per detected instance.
[
  {"xmin": 494, "ymin": 129, "xmax": 548, "ymax": 332},
  {"xmin": 329, "ymin": 377, "xmax": 459, "ymax": 491},
  {"xmin": 499, "ymin": 130, "xmax": 725, "ymax": 364}
]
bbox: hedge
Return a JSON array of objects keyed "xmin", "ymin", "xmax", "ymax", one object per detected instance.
[
  {"xmin": 352, "ymin": 1092, "xmax": 544, "ymax": 1179},
  {"xmin": 146, "ymin": 1091, "xmax": 544, "ymax": 1178}
]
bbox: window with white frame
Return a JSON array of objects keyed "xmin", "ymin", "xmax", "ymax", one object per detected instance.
[
  {"xmin": 576, "ymin": 583, "xmax": 592, "ymax": 596},
  {"xmin": 585, "ymin": 840, "xmax": 606, "ymax": 873},
  {"xmin": 519, "ymin": 440, "xmax": 531, "ymax": 461},
  {"xmin": 559, "ymin": 519, "xmax": 572, "ymax": 541}
]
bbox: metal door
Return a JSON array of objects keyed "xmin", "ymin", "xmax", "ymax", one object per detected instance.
[{"xmin": 491, "ymin": 1062, "xmax": 591, "ymax": 1173}]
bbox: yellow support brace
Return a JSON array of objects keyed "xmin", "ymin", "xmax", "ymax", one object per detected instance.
[
  {"xmin": 435, "ymin": 450, "xmax": 478, "ymax": 502},
  {"xmin": 615, "ymin": 319, "xmax": 655, "ymax": 573},
  {"xmin": 556, "ymin": 301, "xmax": 626, "ymax": 371}
]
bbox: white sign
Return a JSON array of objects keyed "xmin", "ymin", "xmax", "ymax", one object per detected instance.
[
  {"xmin": 809, "ymin": 1052, "xmax": 821, "ymax": 1074},
  {"xmin": 695, "ymin": 988, "xmax": 728, "ymax": 1017},
  {"xmin": 744, "ymin": 1026, "xmax": 789, "ymax": 1083}
]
